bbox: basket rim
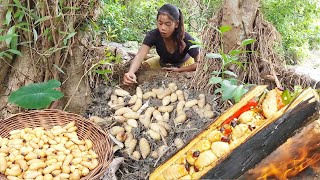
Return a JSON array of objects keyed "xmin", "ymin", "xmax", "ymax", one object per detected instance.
[{"xmin": 1, "ymin": 109, "xmax": 107, "ymax": 135}]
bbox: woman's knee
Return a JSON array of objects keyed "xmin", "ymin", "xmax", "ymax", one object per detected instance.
[{"xmin": 142, "ymin": 62, "xmax": 151, "ymax": 69}]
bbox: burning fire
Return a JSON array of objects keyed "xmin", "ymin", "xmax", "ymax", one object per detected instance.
[{"xmin": 246, "ymin": 119, "xmax": 320, "ymax": 180}]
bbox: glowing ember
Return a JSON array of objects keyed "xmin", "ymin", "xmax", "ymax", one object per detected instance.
[{"xmin": 244, "ymin": 119, "xmax": 320, "ymax": 180}]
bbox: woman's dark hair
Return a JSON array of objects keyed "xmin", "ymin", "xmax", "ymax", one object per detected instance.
[{"xmin": 157, "ymin": 4, "xmax": 186, "ymax": 53}]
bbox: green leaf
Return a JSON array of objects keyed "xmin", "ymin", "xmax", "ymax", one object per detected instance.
[
  {"xmin": 220, "ymin": 52, "xmax": 228, "ymax": 63},
  {"xmin": 5, "ymin": 9, "xmax": 12, "ymax": 25},
  {"xmin": 223, "ymin": 70, "xmax": 238, "ymax": 77},
  {"xmin": 46, "ymin": 46, "xmax": 68, "ymax": 55},
  {"xmin": 95, "ymin": 69, "xmax": 112, "ymax": 74},
  {"xmin": 241, "ymin": 39, "xmax": 256, "ymax": 46},
  {"xmin": 232, "ymin": 61, "xmax": 245, "ymax": 68},
  {"xmin": 10, "ymin": 36, "xmax": 18, "ymax": 50},
  {"xmin": 15, "ymin": 22, "xmax": 29, "ymax": 28},
  {"xmin": 219, "ymin": 25, "xmax": 232, "ymax": 33},
  {"xmin": 33, "ymin": 28, "xmax": 38, "ymax": 43},
  {"xmin": 99, "ymin": 59, "xmax": 112, "ymax": 65},
  {"xmin": 188, "ymin": 40, "xmax": 202, "ymax": 45},
  {"xmin": 227, "ymin": 78, "xmax": 238, "ymax": 85},
  {"xmin": 3, "ymin": 52, "xmax": 13, "ymax": 59},
  {"xmin": 90, "ymin": 20, "xmax": 99, "ymax": 30},
  {"xmin": 63, "ymin": 32, "xmax": 77, "ymax": 45},
  {"xmin": 63, "ymin": 6, "xmax": 81, "ymax": 10},
  {"xmin": 229, "ymin": 49, "xmax": 242, "ymax": 56},
  {"xmin": 293, "ymin": 86, "xmax": 303, "ymax": 94},
  {"xmin": 105, "ymin": 51, "xmax": 111, "ymax": 57},
  {"xmin": 14, "ymin": 10, "xmax": 22, "ymax": 18},
  {"xmin": 214, "ymin": 88, "xmax": 223, "ymax": 94},
  {"xmin": 19, "ymin": 28, "xmax": 32, "ymax": 33},
  {"xmin": 233, "ymin": 85, "xmax": 248, "ymax": 103},
  {"xmin": 206, "ymin": 53, "xmax": 222, "ymax": 59},
  {"xmin": 215, "ymin": 27, "xmax": 221, "ymax": 34},
  {"xmin": 221, "ymin": 79, "xmax": 232, "ymax": 88},
  {"xmin": 7, "ymin": 49, "xmax": 22, "ymax": 56},
  {"xmin": 17, "ymin": 10, "xmax": 25, "ymax": 22},
  {"xmin": 35, "ymin": 16, "xmax": 51, "ymax": 25},
  {"xmin": 0, "ymin": 34, "xmax": 17, "ymax": 41},
  {"xmin": 189, "ymin": 44, "xmax": 203, "ymax": 49},
  {"xmin": 221, "ymin": 81, "xmax": 237, "ymax": 101},
  {"xmin": 222, "ymin": 86, "xmax": 236, "ymax": 101},
  {"xmin": 13, "ymin": 0, "xmax": 22, "ymax": 7},
  {"xmin": 43, "ymin": 28, "xmax": 50, "ymax": 37},
  {"xmin": 8, "ymin": 80, "xmax": 64, "ymax": 109},
  {"xmin": 53, "ymin": 64, "xmax": 65, "ymax": 74},
  {"xmin": 6, "ymin": 26, "xmax": 16, "ymax": 45},
  {"xmin": 229, "ymin": 56, "xmax": 239, "ymax": 62},
  {"xmin": 211, "ymin": 71, "xmax": 220, "ymax": 76},
  {"xmin": 209, "ymin": 76, "xmax": 222, "ymax": 85}
]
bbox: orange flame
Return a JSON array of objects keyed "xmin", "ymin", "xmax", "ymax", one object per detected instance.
[{"xmin": 246, "ymin": 120, "xmax": 320, "ymax": 180}]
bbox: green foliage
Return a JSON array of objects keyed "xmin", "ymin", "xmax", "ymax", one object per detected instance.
[
  {"xmin": 262, "ymin": 0, "xmax": 320, "ymax": 62},
  {"xmin": 96, "ymin": 0, "xmax": 222, "ymax": 43},
  {"xmin": 8, "ymin": 80, "xmax": 64, "ymax": 109},
  {"xmin": 209, "ymin": 75, "xmax": 249, "ymax": 103},
  {"xmin": 0, "ymin": 0, "xmax": 26, "ymax": 59},
  {"xmin": 166, "ymin": 0, "xmax": 222, "ymax": 33},
  {"xmin": 1, "ymin": 0, "xmax": 83, "ymax": 60},
  {"xmin": 93, "ymin": 49, "xmax": 122, "ymax": 82},
  {"xmin": 208, "ymin": 26, "xmax": 256, "ymax": 79},
  {"xmin": 97, "ymin": 0, "xmax": 165, "ymax": 42},
  {"xmin": 207, "ymin": 26, "xmax": 256, "ymax": 103}
]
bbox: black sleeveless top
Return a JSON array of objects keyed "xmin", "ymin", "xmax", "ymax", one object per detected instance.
[{"xmin": 143, "ymin": 29, "xmax": 199, "ymax": 67}]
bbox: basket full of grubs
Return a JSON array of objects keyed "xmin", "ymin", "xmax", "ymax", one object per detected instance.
[{"xmin": 86, "ymin": 79, "xmax": 219, "ymax": 180}]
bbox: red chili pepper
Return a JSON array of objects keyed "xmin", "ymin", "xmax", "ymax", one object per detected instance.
[
  {"xmin": 224, "ymin": 128, "xmax": 233, "ymax": 136},
  {"xmin": 276, "ymin": 93, "xmax": 285, "ymax": 110},
  {"xmin": 221, "ymin": 98, "xmax": 259, "ymax": 126}
]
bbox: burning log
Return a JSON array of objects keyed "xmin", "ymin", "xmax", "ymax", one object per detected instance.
[
  {"xmin": 203, "ymin": 98, "xmax": 318, "ymax": 179},
  {"xmin": 149, "ymin": 86, "xmax": 319, "ymax": 180},
  {"xmin": 240, "ymin": 117, "xmax": 320, "ymax": 179}
]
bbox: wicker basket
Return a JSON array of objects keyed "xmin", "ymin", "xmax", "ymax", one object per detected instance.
[{"xmin": 0, "ymin": 109, "xmax": 113, "ymax": 180}]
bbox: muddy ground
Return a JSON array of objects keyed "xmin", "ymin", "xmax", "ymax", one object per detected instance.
[{"xmin": 83, "ymin": 69, "xmax": 226, "ymax": 180}]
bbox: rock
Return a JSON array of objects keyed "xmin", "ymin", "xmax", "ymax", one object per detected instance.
[
  {"xmin": 115, "ymin": 47, "xmax": 131, "ymax": 61},
  {"xmin": 101, "ymin": 157, "xmax": 125, "ymax": 180},
  {"xmin": 100, "ymin": 41, "xmax": 133, "ymax": 61},
  {"xmin": 102, "ymin": 41, "xmax": 123, "ymax": 48},
  {"xmin": 123, "ymin": 41, "xmax": 139, "ymax": 49},
  {"xmin": 98, "ymin": 41, "xmax": 158, "ymax": 62}
]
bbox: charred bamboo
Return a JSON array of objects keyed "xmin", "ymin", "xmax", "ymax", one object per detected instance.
[
  {"xmin": 150, "ymin": 86, "xmax": 319, "ymax": 180},
  {"xmin": 203, "ymin": 98, "xmax": 319, "ymax": 179}
]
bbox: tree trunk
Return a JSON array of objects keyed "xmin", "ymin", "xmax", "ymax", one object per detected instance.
[
  {"xmin": 221, "ymin": 0, "xmax": 260, "ymax": 53},
  {"xmin": 191, "ymin": 0, "xmax": 313, "ymax": 92},
  {"xmin": 60, "ymin": 44, "xmax": 92, "ymax": 113},
  {"xmin": 0, "ymin": 46, "xmax": 42, "ymax": 117},
  {"xmin": 0, "ymin": 0, "xmax": 98, "ymax": 118},
  {"xmin": 184, "ymin": 0, "xmax": 201, "ymax": 31},
  {"xmin": 191, "ymin": 0, "xmax": 261, "ymax": 91}
]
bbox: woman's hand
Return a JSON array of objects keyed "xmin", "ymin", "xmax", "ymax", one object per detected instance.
[{"xmin": 123, "ymin": 72, "xmax": 137, "ymax": 85}]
